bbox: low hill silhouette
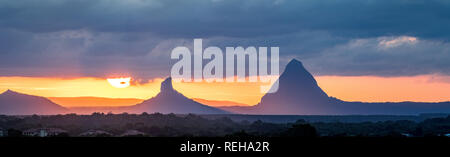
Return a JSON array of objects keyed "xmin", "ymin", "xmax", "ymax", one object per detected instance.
[{"xmin": 0, "ymin": 90, "xmax": 68, "ymax": 115}]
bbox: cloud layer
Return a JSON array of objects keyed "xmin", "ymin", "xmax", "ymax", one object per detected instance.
[{"xmin": 0, "ymin": 0, "xmax": 450, "ymax": 79}]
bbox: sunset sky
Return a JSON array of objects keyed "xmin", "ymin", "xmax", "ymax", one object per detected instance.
[
  {"xmin": 1, "ymin": 0, "xmax": 450, "ymax": 107},
  {"xmin": 1, "ymin": 74, "xmax": 450, "ymax": 107}
]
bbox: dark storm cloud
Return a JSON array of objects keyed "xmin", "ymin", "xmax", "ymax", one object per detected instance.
[
  {"xmin": 0, "ymin": 0, "xmax": 450, "ymax": 78},
  {"xmin": 303, "ymin": 37, "xmax": 450, "ymax": 76},
  {"xmin": 1, "ymin": 0, "xmax": 450, "ymax": 39}
]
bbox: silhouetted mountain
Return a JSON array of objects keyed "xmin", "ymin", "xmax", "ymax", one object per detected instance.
[
  {"xmin": 0, "ymin": 90, "xmax": 68, "ymax": 115},
  {"xmin": 221, "ymin": 59, "xmax": 450, "ymax": 115},
  {"xmin": 129, "ymin": 77, "xmax": 229, "ymax": 114},
  {"xmin": 253, "ymin": 59, "xmax": 338, "ymax": 114}
]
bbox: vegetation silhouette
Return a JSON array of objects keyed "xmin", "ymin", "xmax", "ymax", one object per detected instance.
[{"xmin": 0, "ymin": 113, "xmax": 449, "ymax": 137}]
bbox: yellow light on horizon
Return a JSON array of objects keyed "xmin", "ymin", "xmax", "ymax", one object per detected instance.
[
  {"xmin": 107, "ymin": 77, "xmax": 131, "ymax": 88},
  {"xmin": 1, "ymin": 74, "xmax": 450, "ymax": 107}
]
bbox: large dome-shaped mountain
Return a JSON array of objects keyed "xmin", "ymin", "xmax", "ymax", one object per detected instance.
[
  {"xmin": 129, "ymin": 77, "xmax": 229, "ymax": 114},
  {"xmin": 252, "ymin": 59, "xmax": 339, "ymax": 114},
  {"xmin": 0, "ymin": 90, "xmax": 68, "ymax": 115},
  {"xmin": 220, "ymin": 58, "xmax": 450, "ymax": 115}
]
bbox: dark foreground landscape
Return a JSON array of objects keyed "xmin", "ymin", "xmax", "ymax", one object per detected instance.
[
  {"xmin": 1, "ymin": 113, "xmax": 450, "ymax": 137},
  {"xmin": 1, "ymin": 113, "xmax": 450, "ymax": 156}
]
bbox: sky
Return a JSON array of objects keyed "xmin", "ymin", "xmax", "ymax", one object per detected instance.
[{"xmin": 1, "ymin": 0, "xmax": 450, "ymax": 106}]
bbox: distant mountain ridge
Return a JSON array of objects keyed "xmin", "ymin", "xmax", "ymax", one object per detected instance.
[
  {"xmin": 0, "ymin": 89, "xmax": 68, "ymax": 115},
  {"xmin": 48, "ymin": 97, "xmax": 246, "ymax": 108},
  {"xmin": 48, "ymin": 97, "xmax": 144, "ymax": 107},
  {"xmin": 192, "ymin": 98, "xmax": 249, "ymax": 107}
]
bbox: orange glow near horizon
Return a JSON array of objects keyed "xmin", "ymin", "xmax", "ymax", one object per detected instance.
[
  {"xmin": 0, "ymin": 77, "xmax": 162, "ymax": 100},
  {"xmin": 172, "ymin": 80, "xmax": 268, "ymax": 106},
  {"xmin": 0, "ymin": 75, "xmax": 450, "ymax": 107},
  {"xmin": 316, "ymin": 75, "xmax": 450, "ymax": 103}
]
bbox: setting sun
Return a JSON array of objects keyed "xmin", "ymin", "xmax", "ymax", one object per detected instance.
[{"xmin": 107, "ymin": 77, "xmax": 131, "ymax": 88}]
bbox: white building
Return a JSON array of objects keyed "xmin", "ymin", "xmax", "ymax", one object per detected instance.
[
  {"xmin": 0, "ymin": 128, "xmax": 7, "ymax": 137},
  {"xmin": 22, "ymin": 128, "xmax": 67, "ymax": 137}
]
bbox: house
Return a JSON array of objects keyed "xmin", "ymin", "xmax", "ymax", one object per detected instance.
[
  {"xmin": 79, "ymin": 130, "xmax": 113, "ymax": 137},
  {"xmin": 401, "ymin": 133, "xmax": 413, "ymax": 137},
  {"xmin": 120, "ymin": 130, "xmax": 146, "ymax": 137},
  {"xmin": 22, "ymin": 128, "xmax": 67, "ymax": 137},
  {"xmin": 0, "ymin": 128, "xmax": 7, "ymax": 137}
]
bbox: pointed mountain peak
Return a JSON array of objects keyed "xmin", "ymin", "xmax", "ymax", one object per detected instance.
[
  {"xmin": 2, "ymin": 89, "xmax": 19, "ymax": 95},
  {"xmin": 287, "ymin": 58, "xmax": 303, "ymax": 66},
  {"xmin": 160, "ymin": 77, "xmax": 174, "ymax": 93},
  {"xmin": 285, "ymin": 59, "xmax": 305, "ymax": 71},
  {"xmin": 1, "ymin": 89, "xmax": 40, "ymax": 98},
  {"xmin": 281, "ymin": 58, "xmax": 312, "ymax": 79},
  {"xmin": 256, "ymin": 58, "xmax": 332, "ymax": 114}
]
